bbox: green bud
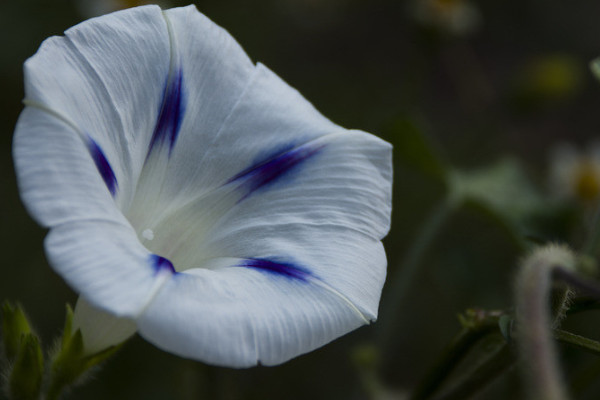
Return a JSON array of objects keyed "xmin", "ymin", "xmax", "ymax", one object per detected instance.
[
  {"xmin": 2, "ymin": 302, "xmax": 33, "ymax": 362},
  {"xmin": 8, "ymin": 333, "xmax": 44, "ymax": 400}
]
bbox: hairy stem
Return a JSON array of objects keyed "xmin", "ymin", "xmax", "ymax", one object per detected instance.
[{"xmin": 514, "ymin": 245, "xmax": 575, "ymax": 400}]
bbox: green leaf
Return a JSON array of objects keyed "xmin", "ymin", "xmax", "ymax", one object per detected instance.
[
  {"xmin": 2, "ymin": 302, "xmax": 33, "ymax": 362},
  {"xmin": 8, "ymin": 333, "xmax": 44, "ymax": 400},
  {"xmin": 83, "ymin": 342, "xmax": 124, "ymax": 371},
  {"xmin": 449, "ymin": 158, "xmax": 548, "ymax": 246},
  {"xmin": 389, "ymin": 118, "xmax": 447, "ymax": 181}
]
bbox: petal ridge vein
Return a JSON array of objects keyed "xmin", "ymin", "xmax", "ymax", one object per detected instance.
[
  {"xmin": 146, "ymin": 11, "xmax": 186, "ymax": 158},
  {"xmin": 21, "ymin": 99, "xmax": 119, "ymax": 197},
  {"xmin": 62, "ymin": 36, "xmax": 132, "ymax": 171}
]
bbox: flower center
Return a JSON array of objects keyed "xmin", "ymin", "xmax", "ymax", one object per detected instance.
[{"xmin": 574, "ymin": 161, "xmax": 600, "ymax": 202}]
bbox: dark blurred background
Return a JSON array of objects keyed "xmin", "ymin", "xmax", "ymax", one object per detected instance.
[{"xmin": 3, "ymin": 0, "xmax": 600, "ymax": 399}]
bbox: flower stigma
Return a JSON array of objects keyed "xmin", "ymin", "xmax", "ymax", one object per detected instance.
[{"xmin": 142, "ymin": 228, "xmax": 155, "ymax": 241}]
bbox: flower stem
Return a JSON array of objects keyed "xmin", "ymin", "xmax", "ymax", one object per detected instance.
[
  {"xmin": 409, "ymin": 307, "xmax": 600, "ymax": 400},
  {"xmin": 554, "ymin": 329, "xmax": 600, "ymax": 356},
  {"xmin": 430, "ymin": 345, "xmax": 515, "ymax": 400},
  {"xmin": 410, "ymin": 310, "xmax": 502, "ymax": 400}
]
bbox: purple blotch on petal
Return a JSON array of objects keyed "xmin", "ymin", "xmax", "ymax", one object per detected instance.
[
  {"xmin": 228, "ymin": 143, "xmax": 325, "ymax": 201},
  {"xmin": 238, "ymin": 258, "xmax": 311, "ymax": 281},
  {"xmin": 150, "ymin": 254, "xmax": 176, "ymax": 275},
  {"xmin": 147, "ymin": 68, "xmax": 185, "ymax": 158},
  {"xmin": 87, "ymin": 136, "xmax": 117, "ymax": 196}
]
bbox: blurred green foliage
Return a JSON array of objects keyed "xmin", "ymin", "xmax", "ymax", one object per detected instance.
[{"xmin": 4, "ymin": 0, "xmax": 600, "ymax": 399}]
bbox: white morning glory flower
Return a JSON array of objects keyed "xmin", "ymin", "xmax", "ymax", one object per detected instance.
[{"xmin": 13, "ymin": 5, "xmax": 392, "ymax": 367}]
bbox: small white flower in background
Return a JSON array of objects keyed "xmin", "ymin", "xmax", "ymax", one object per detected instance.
[
  {"xmin": 550, "ymin": 143, "xmax": 600, "ymax": 204},
  {"xmin": 411, "ymin": 0, "xmax": 481, "ymax": 36},
  {"xmin": 13, "ymin": 5, "xmax": 392, "ymax": 367}
]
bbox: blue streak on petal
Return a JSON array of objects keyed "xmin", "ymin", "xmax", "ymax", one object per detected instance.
[
  {"xmin": 228, "ymin": 143, "xmax": 325, "ymax": 201},
  {"xmin": 238, "ymin": 258, "xmax": 311, "ymax": 281},
  {"xmin": 147, "ymin": 68, "xmax": 185, "ymax": 158},
  {"xmin": 86, "ymin": 136, "xmax": 117, "ymax": 196},
  {"xmin": 150, "ymin": 254, "xmax": 176, "ymax": 275}
]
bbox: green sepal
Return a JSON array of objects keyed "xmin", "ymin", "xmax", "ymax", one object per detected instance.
[
  {"xmin": 47, "ymin": 329, "xmax": 123, "ymax": 399},
  {"xmin": 61, "ymin": 304, "xmax": 74, "ymax": 350},
  {"xmin": 46, "ymin": 305, "xmax": 123, "ymax": 400},
  {"xmin": 82, "ymin": 342, "xmax": 124, "ymax": 371},
  {"xmin": 8, "ymin": 333, "xmax": 44, "ymax": 400},
  {"xmin": 2, "ymin": 302, "xmax": 33, "ymax": 362},
  {"xmin": 46, "ymin": 329, "xmax": 85, "ymax": 399}
]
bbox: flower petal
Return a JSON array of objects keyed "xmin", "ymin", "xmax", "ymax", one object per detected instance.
[
  {"xmin": 124, "ymin": 5, "xmax": 257, "ymax": 221},
  {"xmin": 87, "ymin": 135, "xmax": 118, "ymax": 196},
  {"xmin": 72, "ymin": 297, "xmax": 137, "ymax": 354},
  {"xmin": 154, "ymin": 61, "xmax": 340, "ymax": 205},
  {"xmin": 150, "ymin": 129, "xmax": 391, "ymax": 261},
  {"xmin": 160, "ymin": 5, "xmax": 255, "ymax": 149},
  {"xmin": 136, "ymin": 262, "xmax": 367, "ymax": 367},
  {"xmin": 146, "ymin": 68, "xmax": 185, "ymax": 158},
  {"xmin": 220, "ymin": 130, "xmax": 392, "ymax": 237},
  {"xmin": 45, "ymin": 219, "xmax": 171, "ymax": 317},
  {"xmin": 135, "ymin": 130, "xmax": 391, "ymax": 366},
  {"xmin": 13, "ymin": 107, "xmax": 126, "ymax": 226},
  {"xmin": 22, "ymin": 5, "xmax": 172, "ymax": 208},
  {"xmin": 129, "ymin": 62, "xmax": 344, "ymax": 252},
  {"xmin": 197, "ymin": 130, "xmax": 392, "ymax": 318}
]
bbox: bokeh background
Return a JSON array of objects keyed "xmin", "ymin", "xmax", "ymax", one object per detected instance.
[{"xmin": 3, "ymin": 0, "xmax": 600, "ymax": 399}]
